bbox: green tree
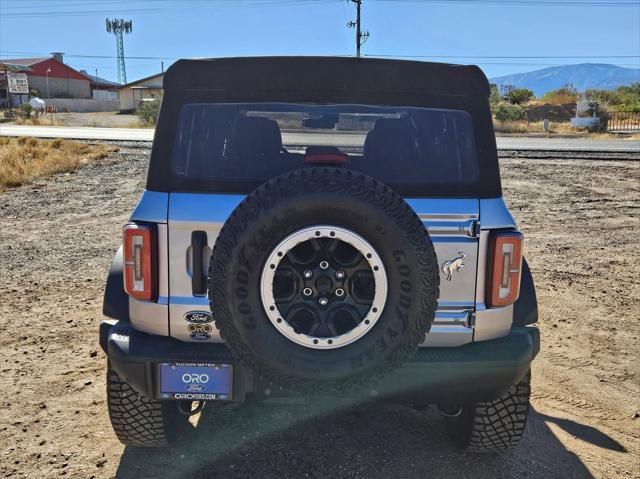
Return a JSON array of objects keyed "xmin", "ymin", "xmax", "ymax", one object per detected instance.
[
  {"xmin": 583, "ymin": 83, "xmax": 640, "ymax": 113},
  {"xmin": 494, "ymin": 102, "xmax": 526, "ymax": 122},
  {"xmin": 616, "ymin": 83, "xmax": 640, "ymax": 112},
  {"xmin": 135, "ymin": 96, "xmax": 162, "ymax": 125},
  {"xmin": 507, "ymin": 88, "xmax": 534, "ymax": 105}
]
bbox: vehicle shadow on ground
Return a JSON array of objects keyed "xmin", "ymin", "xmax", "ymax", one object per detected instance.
[
  {"xmin": 535, "ymin": 411, "xmax": 626, "ymax": 452},
  {"xmin": 116, "ymin": 402, "xmax": 600, "ymax": 479}
]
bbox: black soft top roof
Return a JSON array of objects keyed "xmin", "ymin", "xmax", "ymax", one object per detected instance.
[
  {"xmin": 163, "ymin": 56, "xmax": 491, "ymax": 99},
  {"xmin": 148, "ymin": 56, "xmax": 501, "ymax": 198}
]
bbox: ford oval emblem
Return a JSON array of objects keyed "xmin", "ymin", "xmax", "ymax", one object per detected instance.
[
  {"xmin": 190, "ymin": 332, "xmax": 211, "ymax": 341},
  {"xmin": 184, "ymin": 311, "xmax": 213, "ymax": 324},
  {"xmin": 186, "ymin": 383, "xmax": 206, "ymax": 392}
]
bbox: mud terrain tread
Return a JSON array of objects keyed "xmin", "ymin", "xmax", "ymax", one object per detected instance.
[
  {"xmin": 209, "ymin": 167, "xmax": 439, "ymax": 392},
  {"xmin": 107, "ymin": 367, "xmax": 182, "ymax": 447},
  {"xmin": 446, "ymin": 371, "xmax": 531, "ymax": 453}
]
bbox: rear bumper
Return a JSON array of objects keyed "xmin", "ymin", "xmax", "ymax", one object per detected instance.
[{"xmin": 100, "ymin": 321, "xmax": 539, "ymax": 404}]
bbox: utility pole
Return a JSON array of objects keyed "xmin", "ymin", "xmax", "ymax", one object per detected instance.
[
  {"xmin": 95, "ymin": 68, "xmax": 100, "ymax": 111},
  {"xmin": 347, "ymin": 0, "xmax": 369, "ymax": 57},
  {"xmin": 105, "ymin": 18, "xmax": 133, "ymax": 84},
  {"xmin": 1, "ymin": 63, "xmax": 13, "ymax": 117},
  {"xmin": 45, "ymin": 67, "xmax": 51, "ymax": 99}
]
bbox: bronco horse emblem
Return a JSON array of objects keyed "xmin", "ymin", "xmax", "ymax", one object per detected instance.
[{"xmin": 441, "ymin": 252, "xmax": 466, "ymax": 281}]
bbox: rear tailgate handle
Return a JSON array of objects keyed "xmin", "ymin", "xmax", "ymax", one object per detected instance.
[{"xmin": 191, "ymin": 231, "xmax": 208, "ymax": 296}]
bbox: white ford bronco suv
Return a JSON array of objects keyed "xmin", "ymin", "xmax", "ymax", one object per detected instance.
[{"xmin": 100, "ymin": 57, "xmax": 539, "ymax": 453}]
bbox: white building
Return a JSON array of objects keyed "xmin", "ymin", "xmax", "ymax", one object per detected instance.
[{"xmin": 118, "ymin": 72, "xmax": 164, "ymax": 111}]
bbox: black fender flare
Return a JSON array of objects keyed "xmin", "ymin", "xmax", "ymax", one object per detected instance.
[
  {"xmin": 513, "ymin": 258, "xmax": 537, "ymax": 327},
  {"xmin": 103, "ymin": 246, "xmax": 130, "ymax": 321}
]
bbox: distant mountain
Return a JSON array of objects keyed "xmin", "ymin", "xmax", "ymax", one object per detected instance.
[{"xmin": 490, "ymin": 63, "xmax": 640, "ymax": 96}]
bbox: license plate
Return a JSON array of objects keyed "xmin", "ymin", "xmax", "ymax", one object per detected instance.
[{"xmin": 158, "ymin": 362, "xmax": 233, "ymax": 400}]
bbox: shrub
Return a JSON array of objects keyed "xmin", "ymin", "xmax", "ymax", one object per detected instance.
[
  {"xmin": 584, "ymin": 84, "xmax": 640, "ymax": 113},
  {"xmin": 135, "ymin": 97, "xmax": 162, "ymax": 125},
  {"xmin": 584, "ymin": 88, "xmax": 620, "ymax": 105},
  {"xmin": 489, "ymin": 83, "xmax": 501, "ymax": 110},
  {"xmin": 614, "ymin": 103, "xmax": 640, "ymax": 113},
  {"xmin": 507, "ymin": 88, "xmax": 534, "ymax": 105},
  {"xmin": 540, "ymin": 85, "xmax": 580, "ymax": 105},
  {"xmin": 613, "ymin": 83, "xmax": 640, "ymax": 112},
  {"xmin": 19, "ymin": 103, "xmax": 33, "ymax": 118},
  {"xmin": 593, "ymin": 104, "xmax": 610, "ymax": 132},
  {"xmin": 494, "ymin": 102, "xmax": 526, "ymax": 122}
]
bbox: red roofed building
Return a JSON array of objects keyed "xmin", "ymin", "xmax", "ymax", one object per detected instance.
[{"xmin": 0, "ymin": 53, "xmax": 91, "ymax": 99}]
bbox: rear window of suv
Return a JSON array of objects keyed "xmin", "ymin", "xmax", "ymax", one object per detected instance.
[{"xmin": 171, "ymin": 103, "xmax": 479, "ymax": 187}]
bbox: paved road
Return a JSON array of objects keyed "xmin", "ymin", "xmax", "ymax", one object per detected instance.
[
  {"xmin": 0, "ymin": 124, "xmax": 155, "ymax": 142},
  {"xmin": 1, "ymin": 124, "xmax": 639, "ymax": 152}
]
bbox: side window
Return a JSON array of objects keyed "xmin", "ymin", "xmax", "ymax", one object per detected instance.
[
  {"xmin": 411, "ymin": 110, "xmax": 479, "ymax": 182},
  {"xmin": 172, "ymin": 104, "xmax": 234, "ymax": 178}
]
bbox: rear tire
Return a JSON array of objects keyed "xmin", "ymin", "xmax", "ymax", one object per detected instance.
[
  {"xmin": 107, "ymin": 363, "xmax": 193, "ymax": 447},
  {"xmin": 444, "ymin": 370, "xmax": 531, "ymax": 453}
]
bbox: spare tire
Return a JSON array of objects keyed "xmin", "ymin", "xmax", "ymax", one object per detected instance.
[{"xmin": 209, "ymin": 168, "xmax": 439, "ymax": 390}]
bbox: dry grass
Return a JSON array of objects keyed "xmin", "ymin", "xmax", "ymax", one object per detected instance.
[
  {"xmin": 0, "ymin": 137, "xmax": 117, "ymax": 190},
  {"xmin": 79, "ymin": 120, "xmax": 154, "ymax": 128},
  {"xmin": 493, "ymin": 120, "xmax": 573, "ymax": 134},
  {"xmin": 494, "ymin": 120, "xmax": 546, "ymax": 134},
  {"xmin": 13, "ymin": 116, "xmax": 61, "ymax": 126},
  {"xmin": 493, "ymin": 120, "xmax": 640, "ymax": 139},
  {"xmin": 124, "ymin": 120, "xmax": 155, "ymax": 128}
]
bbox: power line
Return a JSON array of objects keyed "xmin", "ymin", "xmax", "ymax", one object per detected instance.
[
  {"xmin": 2, "ymin": 50, "xmax": 637, "ymax": 61},
  {"xmin": 0, "ymin": 0, "xmax": 339, "ymax": 17},
  {"xmin": 365, "ymin": 54, "xmax": 640, "ymax": 59},
  {"xmin": 0, "ymin": 9, "xmax": 161, "ymax": 18},
  {"xmin": 375, "ymin": 0, "xmax": 639, "ymax": 5},
  {"xmin": 0, "ymin": 1, "xmax": 139, "ymax": 10},
  {"xmin": 1, "ymin": 0, "xmax": 636, "ymax": 19},
  {"xmin": 4, "ymin": 0, "xmax": 637, "ymax": 4},
  {"xmin": 6, "ymin": 0, "xmax": 636, "ymax": 11},
  {"xmin": 0, "ymin": 51, "xmax": 176, "ymax": 60},
  {"xmin": 73, "ymin": 62, "xmax": 159, "ymax": 70},
  {"xmin": 361, "ymin": 58, "xmax": 640, "ymax": 66}
]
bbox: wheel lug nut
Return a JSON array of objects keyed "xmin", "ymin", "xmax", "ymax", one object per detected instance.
[
  {"xmin": 303, "ymin": 287, "xmax": 313, "ymax": 296},
  {"xmin": 319, "ymin": 261, "xmax": 329, "ymax": 270},
  {"xmin": 303, "ymin": 270, "xmax": 313, "ymax": 279},
  {"xmin": 335, "ymin": 270, "xmax": 345, "ymax": 279},
  {"xmin": 335, "ymin": 288, "xmax": 345, "ymax": 297},
  {"xmin": 318, "ymin": 297, "xmax": 329, "ymax": 307}
]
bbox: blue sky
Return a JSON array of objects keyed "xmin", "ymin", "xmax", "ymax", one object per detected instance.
[{"xmin": 1, "ymin": 0, "xmax": 639, "ymax": 84}]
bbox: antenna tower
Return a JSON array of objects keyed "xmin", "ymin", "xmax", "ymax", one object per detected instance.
[{"xmin": 105, "ymin": 18, "xmax": 133, "ymax": 84}]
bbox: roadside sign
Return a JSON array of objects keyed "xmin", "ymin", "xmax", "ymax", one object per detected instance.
[{"xmin": 8, "ymin": 72, "xmax": 29, "ymax": 94}]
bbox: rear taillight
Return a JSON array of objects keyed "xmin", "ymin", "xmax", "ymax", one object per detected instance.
[
  {"xmin": 123, "ymin": 223, "xmax": 157, "ymax": 301},
  {"xmin": 487, "ymin": 232, "xmax": 523, "ymax": 308}
]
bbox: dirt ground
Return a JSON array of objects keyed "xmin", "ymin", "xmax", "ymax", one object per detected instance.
[{"xmin": 0, "ymin": 144, "xmax": 638, "ymax": 479}]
